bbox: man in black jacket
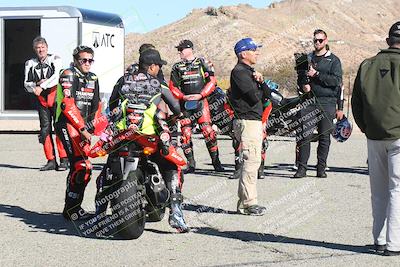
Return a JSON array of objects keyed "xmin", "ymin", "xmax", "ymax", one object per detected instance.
[
  {"xmin": 293, "ymin": 29, "xmax": 343, "ymax": 178},
  {"xmin": 229, "ymin": 38, "xmax": 267, "ymax": 216}
]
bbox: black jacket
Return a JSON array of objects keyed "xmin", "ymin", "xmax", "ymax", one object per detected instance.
[
  {"xmin": 228, "ymin": 62, "xmax": 263, "ymax": 120},
  {"xmin": 300, "ymin": 51, "xmax": 343, "ymax": 106}
]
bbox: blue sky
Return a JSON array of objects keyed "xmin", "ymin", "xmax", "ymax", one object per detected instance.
[{"xmin": 0, "ymin": 0, "xmax": 274, "ymax": 33}]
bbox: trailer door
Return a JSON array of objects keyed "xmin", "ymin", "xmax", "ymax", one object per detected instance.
[
  {"xmin": 41, "ymin": 18, "xmax": 79, "ymax": 69},
  {"xmin": 3, "ymin": 19, "xmax": 40, "ymax": 111}
]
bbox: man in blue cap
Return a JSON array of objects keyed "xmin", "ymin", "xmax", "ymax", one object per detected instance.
[{"xmin": 228, "ymin": 38, "xmax": 266, "ymax": 216}]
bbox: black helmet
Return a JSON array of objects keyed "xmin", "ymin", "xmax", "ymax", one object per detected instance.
[{"xmin": 73, "ymin": 45, "xmax": 94, "ymax": 59}]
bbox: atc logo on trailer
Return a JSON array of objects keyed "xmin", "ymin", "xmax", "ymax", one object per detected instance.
[{"xmin": 0, "ymin": 6, "xmax": 124, "ymax": 127}]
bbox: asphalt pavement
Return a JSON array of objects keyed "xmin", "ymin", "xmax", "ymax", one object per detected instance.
[{"xmin": 0, "ymin": 133, "xmax": 398, "ymax": 266}]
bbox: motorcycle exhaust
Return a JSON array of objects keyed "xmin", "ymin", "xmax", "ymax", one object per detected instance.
[{"xmin": 149, "ymin": 174, "xmax": 169, "ymax": 204}]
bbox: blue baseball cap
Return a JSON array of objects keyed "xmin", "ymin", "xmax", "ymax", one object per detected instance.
[{"xmin": 234, "ymin": 38, "xmax": 262, "ymax": 55}]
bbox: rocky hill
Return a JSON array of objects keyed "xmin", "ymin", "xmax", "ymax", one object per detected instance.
[{"xmin": 125, "ymin": 0, "xmax": 398, "ymax": 93}]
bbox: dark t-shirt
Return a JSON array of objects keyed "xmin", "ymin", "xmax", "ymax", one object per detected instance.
[{"xmin": 228, "ymin": 62, "xmax": 263, "ymax": 120}]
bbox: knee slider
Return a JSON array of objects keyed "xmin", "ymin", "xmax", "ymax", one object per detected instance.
[
  {"xmin": 181, "ymin": 127, "xmax": 192, "ymax": 144},
  {"xmin": 72, "ymin": 160, "xmax": 92, "ymax": 185},
  {"xmin": 201, "ymin": 123, "xmax": 215, "ymax": 140}
]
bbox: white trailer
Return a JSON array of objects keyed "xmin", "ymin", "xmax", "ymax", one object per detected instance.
[{"xmin": 0, "ymin": 6, "xmax": 124, "ymax": 123}]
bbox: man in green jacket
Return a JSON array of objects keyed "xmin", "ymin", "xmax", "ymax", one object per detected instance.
[{"xmin": 352, "ymin": 21, "xmax": 400, "ymax": 257}]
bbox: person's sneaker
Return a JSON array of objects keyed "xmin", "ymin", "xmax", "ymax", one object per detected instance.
[
  {"xmin": 63, "ymin": 208, "xmax": 94, "ymax": 221},
  {"xmin": 373, "ymin": 244, "xmax": 386, "ymax": 253},
  {"xmin": 40, "ymin": 159, "xmax": 57, "ymax": 171},
  {"xmin": 168, "ymin": 204, "xmax": 190, "ymax": 233},
  {"xmin": 237, "ymin": 200, "xmax": 266, "ymax": 216},
  {"xmin": 58, "ymin": 158, "xmax": 69, "ymax": 171},
  {"xmin": 383, "ymin": 249, "xmax": 400, "ymax": 256},
  {"xmin": 292, "ymin": 167, "xmax": 307, "ymax": 179},
  {"xmin": 316, "ymin": 171, "xmax": 327, "ymax": 178}
]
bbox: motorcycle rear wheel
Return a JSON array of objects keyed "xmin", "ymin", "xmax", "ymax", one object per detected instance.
[{"xmin": 110, "ymin": 169, "xmax": 146, "ymax": 240}]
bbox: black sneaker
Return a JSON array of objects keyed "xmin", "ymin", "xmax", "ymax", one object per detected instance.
[
  {"xmin": 58, "ymin": 158, "xmax": 69, "ymax": 171},
  {"xmin": 384, "ymin": 249, "xmax": 400, "ymax": 256},
  {"xmin": 40, "ymin": 159, "xmax": 57, "ymax": 171},
  {"xmin": 292, "ymin": 167, "xmax": 307, "ymax": 179},
  {"xmin": 374, "ymin": 244, "xmax": 386, "ymax": 253},
  {"xmin": 237, "ymin": 201, "xmax": 266, "ymax": 216},
  {"xmin": 316, "ymin": 171, "xmax": 327, "ymax": 178}
]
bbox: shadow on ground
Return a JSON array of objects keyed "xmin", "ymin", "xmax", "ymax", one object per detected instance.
[
  {"xmin": 0, "ymin": 204, "xmax": 167, "ymax": 240},
  {"xmin": 183, "ymin": 203, "xmax": 236, "ymax": 215},
  {"xmin": 266, "ymin": 163, "xmax": 368, "ymax": 176},
  {"xmin": 193, "ymin": 226, "xmax": 376, "ymax": 255},
  {"xmin": 0, "ymin": 164, "xmax": 40, "ymax": 170}
]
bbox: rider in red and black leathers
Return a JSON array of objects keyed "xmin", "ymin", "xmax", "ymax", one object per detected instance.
[
  {"xmin": 95, "ymin": 49, "xmax": 189, "ymax": 232},
  {"xmin": 55, "ymin": 46, "xmax": 101, "ymax": 220},
  {"xmin": 24, "ymin": 36, "xmax": 68, "ymax": 171},
  {"xmin": 169, "ymin": 40, "xmax": 224, "ymax": 173}
]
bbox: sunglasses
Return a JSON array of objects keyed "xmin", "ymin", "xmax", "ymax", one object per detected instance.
[
  {"xmin": 314, "ymin": 38, "xmax": 325, "ymax": 44},
  {"xmin": 78, "ymin": 58, "xmax": 94, "ymax": 64}
]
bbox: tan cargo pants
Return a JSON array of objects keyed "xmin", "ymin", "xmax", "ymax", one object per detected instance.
[{"xmin": 233, "ymin": 119, "xmax": 263, "ymax": 207}]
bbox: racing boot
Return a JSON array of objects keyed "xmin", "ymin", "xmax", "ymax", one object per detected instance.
[
  {"xmin": 63, "ymin": 191, "xmax": 94, "ymax": 221},
  {"xmin": 168, "ymin": 194, "xmax": 190, "ymax": 233},
  {"xmin": 40, "ymin": 159, "xmax": 57, "ymax": 171},
  {"xmin": 230, "ymin": 156, "xmax": 243, "ymax": 180},
  {"xmin": 210, "ymin": 150, "xmax": 225, "ymax": 172},
  {"xmin": 184, "ymin": 151, "xmax": 196, "ymax": 174},
  {"xmin": 58, "ymin": 157, "xmax": 69, "ymax": 171},
  {"xmin": 258, "ymin": 159, "xmax": 265, "ymax": 179}
]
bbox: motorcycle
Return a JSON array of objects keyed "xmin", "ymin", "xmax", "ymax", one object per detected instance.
[{"xmin": 88, "ymin": 129, "xmax": 185, "ymax": 239}]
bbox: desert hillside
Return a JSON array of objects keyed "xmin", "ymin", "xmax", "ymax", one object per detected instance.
[{"xmin": 125, "ymin": 0, "xmax": 398, "ymax": 92}]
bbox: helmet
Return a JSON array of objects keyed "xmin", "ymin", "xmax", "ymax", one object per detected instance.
[
  {"xmin": 332, "ymin": 115, "xmax": 352, "ymax": 142},
  {"xmin": 73, "ymin": 45, "xmax": 94, "ymax": 59}
]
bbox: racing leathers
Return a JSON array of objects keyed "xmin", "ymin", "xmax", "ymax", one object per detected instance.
[
  {"xmin": 24, "ymin": 54, "xmax": 67, "ymax": 166},
  {"xmin": 96, "ymin": 71, "xmax": 189, "ymax": 232},
  {"xmin": 54, "ymin": 66, "xmax": 101, "ymax": 219},
  {"xmin": 169, "ymin": 57, "xmax": 223, "ymax": 172}
]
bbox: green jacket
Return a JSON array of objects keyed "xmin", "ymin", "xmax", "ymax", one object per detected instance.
[{"xmin": 352, "ymin": 48, "xmax": 400, "ymax": 140}]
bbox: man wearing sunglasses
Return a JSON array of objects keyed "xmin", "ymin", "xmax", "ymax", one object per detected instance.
[
  {"xmin": 293, "ymin": 29, "xmax": 343, "ymax": 179},
  {"xmin": 55, "ymin": 45, "xmax": 101, "ymax": 221},
  {"xmin": 169, "ymin": 39, "xmax": 224, "ymax": 174},
  {"xmin": 24, "ymin": 36, "xmax": 68, "ymax": 171}
]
